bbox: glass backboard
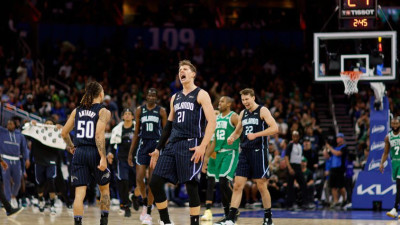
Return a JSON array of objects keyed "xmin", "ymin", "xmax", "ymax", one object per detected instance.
[{"xmin": 314, "ymin": 31, "xmax": 397, "ymax": 82}]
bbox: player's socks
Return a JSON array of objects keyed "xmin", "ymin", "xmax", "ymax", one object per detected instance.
[
  {"xmin": 74, "ymin": 216, "xmax": 82, "ymax": 225},
  {"xmin": 206, "ymin": 203, "xmax": 212, "ymax": 210},
  {"xmin": 227, "ymin": 207, "xmax": 238, "ymax": 222},
  {"xmin": 159, "ymin": 208, "xmax": 171, "ymax": 224},
  {"xmin": 190, "ymin": 215, "xmax": 200, "ymax": 225},
  {"xmin": 100, "ymin": 211, "xmax": 109, "ymax": 225},
  {"xmin": 147, "ymin": 205, "xmax": 152, "ymax": 215}
]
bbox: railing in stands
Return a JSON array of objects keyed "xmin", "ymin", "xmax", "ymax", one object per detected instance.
[
  {"xmin": 36, "ymin": 59, "xmax": 45, "ymax": 81},
  {"xmin": 0, "ymin": 103, "xmax": 44, "ymax": 127},
  {"xmin": 49, "ymin": 78, "xmax": 71, "ymax": 95},
  {"xmin": 328, "ymin": 88, "xmax": 339, "ymax": 135}
]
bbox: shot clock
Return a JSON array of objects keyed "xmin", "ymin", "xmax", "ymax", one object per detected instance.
[{"xmin": 339, "ymin": 0, "xmax": 377, "ymax": 30}]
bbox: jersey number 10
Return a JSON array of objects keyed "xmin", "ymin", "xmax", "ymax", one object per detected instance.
[{"xmin": 77, "ymin": 121, "xmax": 94, "ymax": 138}]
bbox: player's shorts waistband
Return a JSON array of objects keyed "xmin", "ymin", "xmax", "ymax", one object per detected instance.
[
  {"xmin": 218, "ymin": 149, "xmax": 236, "ymax": 153},
  {"xmin": 1, "ymin": 154, "xmax": 20, "ymax": 161}
]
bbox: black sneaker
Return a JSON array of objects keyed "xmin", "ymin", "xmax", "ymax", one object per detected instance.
[
  {"xmin": 235, "ymin": 210, "xmax": 240, "ymax": 221},
  {"xmin": 7, "ymin": 207, "xmax": 24, "ymax": 216},
  {"xmin": 263, "ymin": 218, "xmax": 274, "ymax": 225},
  {"xmin": 124, "ymin": 206, "xmax": 131, "ymax": 217},
  {"xmin": 130, "ymin": 195, "xmax": 140, "ymax": 211},
  {"xmin": 100, "ymin": 217, "xmax": 108, "ymax": 225}
]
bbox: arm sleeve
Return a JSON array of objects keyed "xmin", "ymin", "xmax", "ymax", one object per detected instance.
[
  {"xmin": 285, "ymin": 143, "xmax": 293, "ymax": 157},
  {"xmin": 156, "ymin": 120, "xmax": 173, "ymax": 150}
]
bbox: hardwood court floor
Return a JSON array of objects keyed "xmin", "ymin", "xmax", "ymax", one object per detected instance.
[{"xmin": 0, "ymin": 206, "xmax": 397, "ymax": 225}]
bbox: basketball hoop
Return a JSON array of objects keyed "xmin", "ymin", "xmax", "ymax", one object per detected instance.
[{"xmin": 340, "ymin": 71, "xmax": 362, "ymax": 95}]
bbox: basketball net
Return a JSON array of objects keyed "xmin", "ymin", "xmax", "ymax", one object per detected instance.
[{"xmin": 340, "ymin": 71, "xmax": 362, "ymax": 95}]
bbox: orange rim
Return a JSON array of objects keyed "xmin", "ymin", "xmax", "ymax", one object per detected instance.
[{"xmin": 340, "ymin": 71, "xmax": 362, "ymax": 81}]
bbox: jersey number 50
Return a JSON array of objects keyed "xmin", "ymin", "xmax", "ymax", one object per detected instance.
[{"xmin": 77, "ymin": 121, "xmax": 94, "ymax": 138}]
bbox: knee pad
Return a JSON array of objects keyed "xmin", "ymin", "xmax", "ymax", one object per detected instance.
[
  {"xmin": 185, "ymin": 180, "xmax": 200, "ymax": 207},
  {"xmin": 149, "ymin": 174, "xmax": 167, "ymax": 203}
]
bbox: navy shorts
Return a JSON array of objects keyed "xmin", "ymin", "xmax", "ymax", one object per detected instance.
[
  {"xmin": 35, "ymin": 163, "xmax": 57, "ymax": 185},
  {"xmin": 71, "ymin": 146, "xmax": 111, "ymax": 187},
  {"xmin": 235, "ymin": 147, "xmax": 270, "ymax": 179},
  {"xmin": 136, "ymin": 139, "xmax": 159, "ymax": 166},
  {"xmin": 153, "ymin": 138, "xmax": 203, "ymax": 184},
  {"xmin": 116, "ymin": 160, "xmax": 136, "ymax": 181}
]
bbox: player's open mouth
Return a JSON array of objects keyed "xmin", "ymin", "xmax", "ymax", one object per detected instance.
[{"xmin": 180, "ymin": 74, "xmax": 186, "ymax": 81}]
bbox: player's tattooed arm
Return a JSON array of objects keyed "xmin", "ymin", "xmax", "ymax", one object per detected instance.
[
  {"xmin": 96, "ymin": 108, "xmax": 111, "ymax": 158},
  {"xmin": 61, "ymin": 109, "xmax": 76, "ymax": 153}
]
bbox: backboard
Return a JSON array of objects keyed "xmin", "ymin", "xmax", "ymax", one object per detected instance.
[{"xmin": 314, "ymin": 31, "xmax": 397, "ymax": 82}]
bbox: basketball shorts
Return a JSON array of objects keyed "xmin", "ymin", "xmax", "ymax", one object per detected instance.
[
  {"xmin": 136, "ymin": 138, "xmax": 159, "ymax": 166},
  {"xmin": 392, "ymin": 160, "xmax": 400, "ymax": 180},
  {"xmin": 329, "ymin": 167, "xmax": 345, "ymax": 188},
  {"xmin": 207, "ymin": 149, "xmax": 239, "ymax": 181},
  {"xmin": 236, "ymin": 147, "xmax": 270, "ymax": 179},
  {"xmin": 153, "ymin": 138, "xmax": 203, "ymax": 184},
  {"xmin": 116, "ymin": 160, "xmax": 136, "ymax": 181},
  {"xmin": 71, "ymin": 146, "xmax": 111, "ymax": 187},
  {"xmin": 35, "ymin": 163, "xmax": 57, "ymax": 185}
]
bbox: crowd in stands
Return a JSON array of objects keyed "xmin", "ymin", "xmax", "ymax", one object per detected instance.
[{"xmin": 0, "ymin": 4, "xmax": 399, "ymax": 210}]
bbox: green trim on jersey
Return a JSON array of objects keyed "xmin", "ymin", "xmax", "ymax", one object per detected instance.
[
  {"xmin": 389, "ymin": 131, "xmax": 400, "ymax": 161},
  {"xmin": 214, "ymin": 111, "xmax": 239, "ymax": 152}
]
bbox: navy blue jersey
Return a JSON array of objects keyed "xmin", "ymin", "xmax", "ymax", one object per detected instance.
[
  {"xmin": 169, "ymin": 87, "xmax": 206, "ymax": 143},
  {"xmin": 139, "ymin": 105, "xmax": 162, "ymax": 139},
  {"xmin": 73, "ymin": 103, "xmax": 104, "ymax": 147},
  {"xmin": 240, "ymin": 105, "xmax": 268, "ymax": 149}
]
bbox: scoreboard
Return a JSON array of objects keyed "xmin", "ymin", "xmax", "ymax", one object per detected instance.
[{"xmin": 339, "ymin": 0, "xmax": 377, "ymax": 30}]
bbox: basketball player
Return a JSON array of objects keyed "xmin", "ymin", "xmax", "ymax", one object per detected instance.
[
  {"xmin": 31, "ymin": 119, "xmax": 62, "ymax": 215},
  {"xmin": 148, "ymin": 60, "xmax": 216, "ymax": 225},
  {"xmin": 128, "ymin": 88, "xmax": 167, "ymax": 224},
  {"xmin": 201, "ymin": 96, "xmax": 239, "ymax": 222},
  {"xmin": 223, "ymin": 88, "xmax": 278, "ymax": 225},
  {"xmin": 61, "ymin": 81, "xmax": 111, "ymax": 225},
  {"xmin": 0, "ymin": 155, "xmax": 24, "ymax": 216},
  {"xmin": 107, "ymin": 108, "xmax": 135, "ymax": 217},
  {"xmin": 380, "ymin": 116, "xmax": 400, "ymax": 218}
]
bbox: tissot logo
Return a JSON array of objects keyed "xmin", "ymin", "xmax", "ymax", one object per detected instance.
[
  {"xmin": 370, "ymin": 141, "xmax": 385, "ymax": 151},
  {"xmin": 357, "ymin": 184, "xmax": 396, "ymax": 195},
  {"xmin": 371, "ymin": 125, "xmax": 385, "ymax": 134}
]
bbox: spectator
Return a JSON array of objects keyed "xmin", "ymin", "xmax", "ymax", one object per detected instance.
[
  {"xmin": 323, "ymin": 133, "xmax": 348, "ymax": 208},
  {"xmin": 22, "ymin": 94, "xmax": 36, "ymax": 114},
  {"xmin": 297, "ymin": 157, "xmax": 315, "ymax": 208},
  {"xmin": 103, "ymin": 95, "xmax": 120, "ymax": 123},
  {"xmin": 302, "ymin": 136, "xmax": 318, "ymax": 172}
]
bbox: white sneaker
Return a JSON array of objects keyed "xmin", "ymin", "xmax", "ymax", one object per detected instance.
[
  {"xmin": 159, "ymin": 220, "xmax": 174, "ymax": 225},
  {"xmin": 50, "ymin": 206, "xmax": 56, "ymax": 216},
  {"xmin": 142, "ymin": 214, "xmax": 153, "ymax": 225},
  {"xmin": 10, "ymin": 198, "xmax": 18, "ymax": 209},
  {"xmin": 111, "ymin": 198, "xmax": 120, "ymax": 206},
  {"xmin": 140, "ymin": 206, "xmax": 147, "ymax": 221},
  {"xmin": 201, "ymin": 209, "xmax": 213, "ymax": 221},
  {"xmin": 221, "ymin": 220, "xmax": 235, "ymax": 225},
  {"xmin": 38, "ymin": 200, "xmax": 46, "ymax": 212},
  {"xmin": 387, "ymin": 208, "xmax": 398, "ymax": 218}
]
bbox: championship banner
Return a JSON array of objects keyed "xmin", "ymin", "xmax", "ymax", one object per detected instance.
[
  {"xmin": 22, "ymin": 122, "xmax": 66, "ymax": 150},
  {"xmin": 352, "ymin": 97, "xmax": 394, "ymax": 209}
]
